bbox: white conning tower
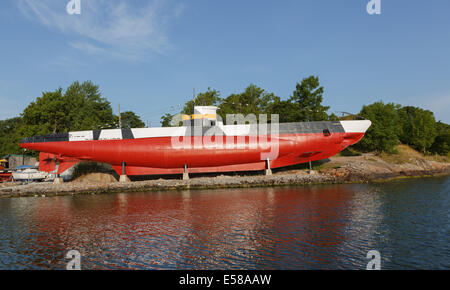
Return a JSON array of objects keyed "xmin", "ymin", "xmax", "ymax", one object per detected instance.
[{"xmin": 182, "ymin": 106, "xmax": 221, "ymax": 126}]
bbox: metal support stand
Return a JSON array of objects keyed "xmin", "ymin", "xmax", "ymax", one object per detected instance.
[
  {"xmin": 53, "ymin": 173, "xmax": 63, "ymax": 184},
  {"xmin": 120, "ymin": 162, "xmax": 130, "ymax": 182},
  {"xmin": 308, "ymin": 161, "xmax": 316, "ymax": 175},
  {"xmin": 53, "ymin": 162, "xmax": 63, "ymax": 184},
  {"xmin": 183, "ymin": 164, "xmax": 189, "ymax": 180},
  {"xmin": 265, "ymin": 158, "xmax": 272, "ymax": 176}
]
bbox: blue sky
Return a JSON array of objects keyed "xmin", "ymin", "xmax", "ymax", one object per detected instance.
[{"xmin": 1, "ymin": 0, "xmax": 449, "ymax": 125}]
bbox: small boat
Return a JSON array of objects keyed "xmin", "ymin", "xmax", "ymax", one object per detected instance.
[
  {"xmin": 0, "ymin": 159, "xmax": 12, "ymax": 182},
  {"xmin": 0, "ymin": 172, "xmax": 12, "ymax": 182},
  {"xmin": 12, "ymin": 165, "xmax": 48, "ymax": 182}
]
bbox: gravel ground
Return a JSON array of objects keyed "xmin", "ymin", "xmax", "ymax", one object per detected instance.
[{"xmin": 1, "ymin": 156, "xmax": 449, "ymax": 198}]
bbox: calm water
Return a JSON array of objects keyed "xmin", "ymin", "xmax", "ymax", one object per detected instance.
[{"xmin": 0, "ymin": 177, "xmax": 449, "ymax": 270}]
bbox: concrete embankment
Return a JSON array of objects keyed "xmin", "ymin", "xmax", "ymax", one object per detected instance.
[
  {"xmin": 0, "ymin": 173, "xmax": 337, "ymax": 198},
  {"xmin": 1, "ymin": 152, "xmax": 449, "ymax": 198}
]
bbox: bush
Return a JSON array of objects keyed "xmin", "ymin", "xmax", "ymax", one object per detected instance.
[
  {"xmin": 354, "ymin": 101, "xmax": 402, "ymax": 153},
  {"xmin": 430, "ymin": 121, "xmax": 450, "ymax": 156},
  {"xmin": 339, "ymin": 148, "xmax": 362, "ymax": 156},
  {"xmin": 398, "ymin": 106, "xmax": 437, "ymax": 153}
]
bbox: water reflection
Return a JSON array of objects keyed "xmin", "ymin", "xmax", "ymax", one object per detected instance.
[{"xmin": 0, "ymin": 177, "xmax": 448, "ymax": 269}]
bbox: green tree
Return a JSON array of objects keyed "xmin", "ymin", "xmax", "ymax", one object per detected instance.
[
  {"xmin": 1, "ymin": 81, "xmax": 147, "ymax": 157},
  {"xmin": 266, "ymin": 97, "xmax": 299, "ymax": 123},
  {"xmin": 182, "ymin": 88, "xmax": 221, "ymax": 114},
  {"xmin": 328, "ymin": 113, "xmax": 340, "ymax": 121},
  {"xmin": 288, "ymin": 76, "xmax": 330, "ymax": 121},
  {"xmin": 398, "ymin": 106, "xmax": 437, "ymax": 153},
  {"xmin": 430, "ymin": 121, "xmax": 450, "ymax": 155},
  {"xmin": 160, "ymin": 113, "xmax": 174, "ymax": 127},
  {"xmin": 355, "ymin": 101, "xmax": 402, "ymax": 153},
  {"xmin": 20, "ymin": 81, "xmax": 116, "ymax": 138},
  {"xmin": 64, "ymin": 81, "xmax": 115, "ymax": 130},
  {"xmin": 160, "ymin": 88, "xmax": 221, "ymax": 127},
  {"xmin": 115, "ymin": 111, "xmax": 145, "ymax": 129},
  {"xmin": 21, "ymin": 88, "xmax": 68, "ymax": 135},
  {"xmin": 218, "ymin": 84, "xmax": 277, "ymax": 122},
  {"xmin": 0, "ymin": 117, "xmax": 23, "ymax": 156}
]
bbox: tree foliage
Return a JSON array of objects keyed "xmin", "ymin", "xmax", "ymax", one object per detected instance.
[
  {"xmin": 263, "ymin": 76, "xmax": 331, "ymax": 123},
  {"xmin": 21, "ymin": 89, "xmax": 67, "ymax": 136},
  {"xmin": 116, "ymin": 111, "xmax": 145, "ymax": 129},
  {"xmin": 266, "ymin": 97, "xmax": 298, "ymax": 123},
  {"xmin": 167, "ymin": 77, "xmax": 332, "ymax": 125},
  {"xmin": 64, "ymin": 81, "xmax": 115, "ymax": 131},
  {"xmin": 160, "ymin": 113, "xmax": 174, "ymax": 127},
  {"xmin": 21, "ymin": 81, "xmax": 116, "ymax": 138},
  {"xmin": 3, "ymin": 78, "xmax": 448, "ymax": 159},
  {"xmin": 218, "ymin": 84, "xmax": 277, "ymax": 122},
  {"xmin": 354, "ymin": 101, "xmax": 402, "ymax": 153},
  {"xmin": 0, "ymin": 117, "xmax": 23, "ymax": 156},
  {"xmin": 430, "ymin": 121, "xmax": 450, "ymax": 155},
  {"xmin": 353, "ymin": 103, "xmax": 448, "ymax": 155},
  {"xmin": 398, "ymin": 106, "xmax": 437, "ymax": 153},
  {"xmin": 182, "ymin": 88, "xmax": 221, "ymax": 115},
  {"xmin": 0, "ymin": 81, "xmax": 145, "ymax": 157},
  {"xmin": 160, "ymin": 88, "xmax": 221, "ymax": 127},
  {"xmin": 288, "ymin": 76, "xmax": 330, "ymax": 122}
]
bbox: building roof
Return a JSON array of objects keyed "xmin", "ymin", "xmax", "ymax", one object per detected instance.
[{"xmin": 2, "ymin": 154, "xmax": 25, "ymax": 158}]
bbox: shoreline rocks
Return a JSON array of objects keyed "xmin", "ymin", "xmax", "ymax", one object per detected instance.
[{"xmin": 1, "ymin": 155, "xmax": 449, "ymax": 198}]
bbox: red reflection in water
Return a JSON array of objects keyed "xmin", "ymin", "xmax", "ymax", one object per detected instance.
[{"xmin": 27, "ymin": 185, "xmax": 355, "ymax": 269}]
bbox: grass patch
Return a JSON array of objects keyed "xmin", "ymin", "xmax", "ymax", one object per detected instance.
[
  {"xmin": 424, "ymin": 154, "xmax": 450, "ymax": 163},
  {"xmin": 337, "ymin": 148, "xmax": 362, "ymax": 157},
  {"xmin": 364, "ymin": 156, "xmax": 378, "ymax": 162},
  {"xmin": 378, "ymin": 144, "xmax": 450, "ymax": 164},
  {"xmin": 379, "ymin": 145, "xmax": 421, "ymax": 164}
]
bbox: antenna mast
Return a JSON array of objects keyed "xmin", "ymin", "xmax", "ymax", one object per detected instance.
[
  {"xmin": 193, "ymin": 88, "xmax": 196, "ymax": 114},
  {"xmin": 118, "ymin": 103, "xmax": 122, "ymax": 129}
]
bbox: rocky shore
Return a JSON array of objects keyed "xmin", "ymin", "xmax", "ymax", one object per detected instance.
[{"xmin": 1, "ymin": 150, "xmax": 449, "ymax": 198}]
